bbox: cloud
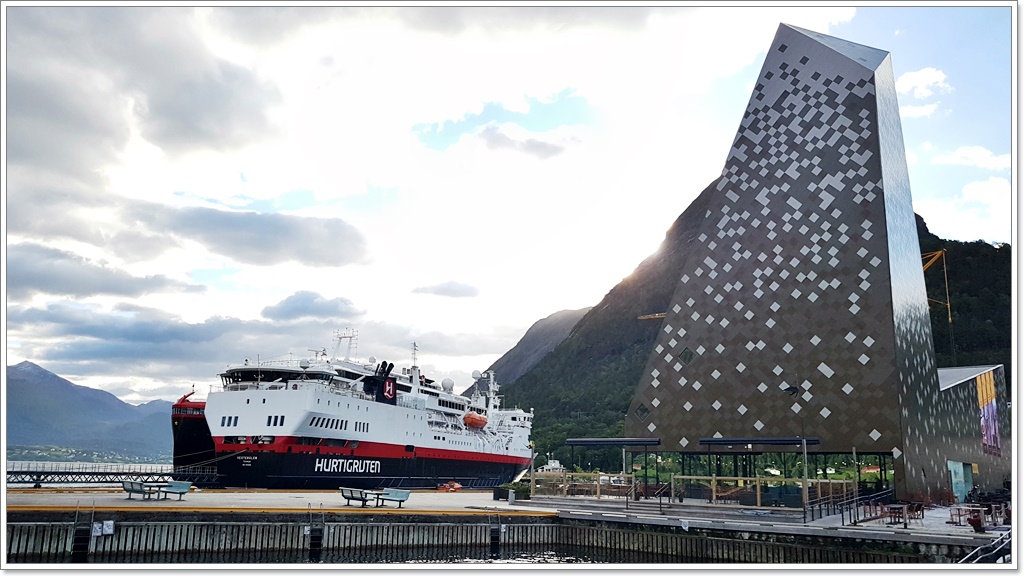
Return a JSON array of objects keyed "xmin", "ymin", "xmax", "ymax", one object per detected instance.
[
  {"xmin": 5, "ymin": 64, "xmax": 130, "ymax": 186},
  {"xmin": 125, "ymin": 204, "xmax": 370, "ymax": 267},
  {"xmin": 895, "ymin": 67, "xmax": 952, "ymax": 99},
  {"xmin": 932, "ymin": 146, "xmax": 1011, "ymax": 171},
  {"xmin": 479, "ymin": 125, "xmax": 565, "ymax": 159},
  {"xmin": 5, "ymin": 7, "xmax": 280, "ymax": 165},
  {"xmin": 913, "ymin": 177, "xmax": 1011, "ymax": 244},
  {"xmin": 961, "ymin": 177, "xmax": 1011, "ymax": 211},
  {"xmin": 392, "ymin": 6, "xmax": 656, "ymax": 35},
  {"xmin": 6, "ymin": 243, "xmax": 204, "ymax": 301},
  {"xmin": 7, "ymin": 302, "xmax": 228, "ymax": 348},
  {"xmin": 261, "ymin": 291, "xmax": 365, "ymax": 321},
  {"xmin": 899, "ymin": 103, "xmax": 940, "ymax": 119},
  {"xmin": 412, "ymin": 282, "xmax": 480, "ymax": 298},
  {"xmin": 205, "ymin": 6, "xmax": 352, "ymax": 45}
]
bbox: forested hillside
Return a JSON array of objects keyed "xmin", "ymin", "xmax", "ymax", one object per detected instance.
[
  {"xmin": 918, "ymin": 215, "xmax": 1012, "ymax": 382},
  {"xmin": 502, "ymin": 205, "xmax": 1012, "ymax": 472}
]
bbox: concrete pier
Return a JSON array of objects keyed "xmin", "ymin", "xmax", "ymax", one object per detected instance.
[{"xmin": 5, "ymin": 488, "xmax": 1004, "ymax": 564}]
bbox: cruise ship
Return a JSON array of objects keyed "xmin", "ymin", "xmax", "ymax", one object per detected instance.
[{"xmin": 171, "ymin": 333, "xmax": 533, "ymax": 489}]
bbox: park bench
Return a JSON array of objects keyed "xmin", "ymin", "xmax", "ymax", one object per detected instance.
[
  {"xmin": 339, "ymin": 487, "xmax": 373, "ymax": 508},
  {"xmin": 376, "ymin": 488, "xmax": 411, "ymax": 508},
  {"xmin": 121, "ymin": 480, "xmax": 160, "ymax": 500},
  {"xmin": 159, "ymin": 481, "xmax": 193, "ymax": 500}
]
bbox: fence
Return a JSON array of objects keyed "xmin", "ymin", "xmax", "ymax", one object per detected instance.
[{"xmin": 7, "ymin": 520, "xmax": 941, "ymax": 564}]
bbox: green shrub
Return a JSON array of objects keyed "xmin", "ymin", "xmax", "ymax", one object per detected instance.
[{"xmin": 498, "ymin": 482, "xmax": 531, "ymax": 496}]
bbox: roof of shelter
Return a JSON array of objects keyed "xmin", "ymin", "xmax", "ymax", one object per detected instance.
[{"xmin": 937, "ymin": 365, "xmax": 1002, "ymax": 391}]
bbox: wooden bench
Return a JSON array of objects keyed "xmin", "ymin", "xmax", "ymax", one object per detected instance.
[
  {"xmin": 159, "ymin": 481, "xmax": 193, "ymax": 500},
  {"xmin": 377, "ymin": 488, "xmax": 411, "ymax": 508},
  {"xmin": 339, "ymin": 487, "xmax": 373, "ymax": 508},
  {"xmin": 122, "ymin": 480, "xmax": 159, "ymax": 500}
]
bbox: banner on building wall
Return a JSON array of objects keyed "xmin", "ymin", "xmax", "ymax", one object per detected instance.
[{"xmin": 976, "ymin": 371, "xmax": 1001, "ymax": 456}]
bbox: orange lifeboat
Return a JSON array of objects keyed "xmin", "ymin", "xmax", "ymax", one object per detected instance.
[{"xmin": 463, "ymin": 412, "xmax": 487, "ymax": 429}]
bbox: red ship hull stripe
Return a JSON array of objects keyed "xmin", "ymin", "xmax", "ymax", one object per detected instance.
[{"xmin": 212, "ymin": 436, "xmax": 531, "ymax": 466}]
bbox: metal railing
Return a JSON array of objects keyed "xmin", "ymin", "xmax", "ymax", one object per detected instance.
[{"xmin": 959, "ymin": 529, "xmax": 1013, "ymax": 563}]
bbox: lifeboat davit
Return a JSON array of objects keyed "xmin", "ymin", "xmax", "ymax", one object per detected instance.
[{"xmin": 463, "ymin": 412, "xmax": 487, "ymax": 429}]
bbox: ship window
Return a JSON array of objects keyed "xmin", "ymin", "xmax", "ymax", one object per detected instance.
[
  {"xmin": 273, "ymin": 415, "xmax": 280, "ymax": 426},
  {"xmin": 233, "ymin": 416, "xmax": 238, "ymax": 426},
  {"xmin": 221, "ymin": 416, "xmax": 226, "ymax": 427},
  {"xmin": 262, "ymin": 399, "xmax": 266, "ymax": 404},
  {"xmin": 280, "ymin": 415, "xmax": 285, "ymax": 426},
  {"xmin": 309, "ymin": 417, "xmax": 315, "ymax": 426},
  {"xmin": 246, "ymin": 399, "xmax": 250, "ymax": 404},
  {"xmin": 267, "ymin": 416, "xmax": 272, "ymax": 426}
]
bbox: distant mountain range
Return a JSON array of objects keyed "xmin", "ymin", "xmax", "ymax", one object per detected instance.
[{"xmin": 5, "ymin": 361, "xmax": 173, "ymax": 462}]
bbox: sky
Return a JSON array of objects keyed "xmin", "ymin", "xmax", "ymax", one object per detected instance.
[{"xmin": 2, "ymin": 3, "xmax": 1017, "ymax": 405}]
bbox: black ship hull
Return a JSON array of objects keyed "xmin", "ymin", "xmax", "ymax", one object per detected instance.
[{"xmin": 214, "ymin": 450, "xmax": 528, "ymax": 490}]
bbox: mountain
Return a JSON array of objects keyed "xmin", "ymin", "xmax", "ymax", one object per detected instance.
[
  {"xmin": 497, "ymin": 182, "xmax": 1011, "ymax": 471},
  {"xmin": 502, "ymin": 179, "xmax": 720, "ymax": 467},
  {"xmin": 463, "ymin": 307, "xmax": 592, "ymax": 397},
  {"xmin": 916, "ymin": 215, "xmax": 1012, "ymax": 380},
  {"xmin": 5, "ymin": 361, "xmax": 173, "ymax": 461}
]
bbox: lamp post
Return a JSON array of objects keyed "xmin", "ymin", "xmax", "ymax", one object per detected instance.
[
  {"xmin": 530, "ymin": 442, "xmax": 535, "ymax": 498},
  {"xmin": 802, "ymin": 437, "xmax": 808, "ymax": 506}
]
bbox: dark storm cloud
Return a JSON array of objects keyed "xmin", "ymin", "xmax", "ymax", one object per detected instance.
[
  {"xmin": 126, "ymin": 204, "xmax": 369, "ymax": 267},
  {"xmin": 479, "ymin": 126, "xmax": 564, "ymax": 159},
  {"xmin": 262, "ymin": 291, "xmax": 365, "ymax": 321},
  {"xmin": 6, "ymin": 243, "xmax": 204, "ymax": 301},
  {"xmin": 412, "ymin": 282, "xmax": 479, "ymax": 298}
]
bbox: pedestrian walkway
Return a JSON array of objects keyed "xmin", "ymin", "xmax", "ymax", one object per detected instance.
[{"xmin": 6, "ymin": 487, "xmax": 1008, "ymax": 546}]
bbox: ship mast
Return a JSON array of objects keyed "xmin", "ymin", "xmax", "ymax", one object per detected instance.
[
  {"xmin": 332, "ymin": 329, "xmax": 357, "ymax": 361},
  {"xmin": 410, "ymin": 342, "xmax": 421, "ymax": 385}
]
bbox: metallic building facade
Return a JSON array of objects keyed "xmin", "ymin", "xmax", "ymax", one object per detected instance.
[{"xmin": 625, "ymin": 24, "xmax": 1011, "ymax": 499}]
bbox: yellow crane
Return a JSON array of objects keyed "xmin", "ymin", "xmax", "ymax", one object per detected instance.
[{"xmin": 922, "ymin": 249, "xmax": 956, "ymax": 364}]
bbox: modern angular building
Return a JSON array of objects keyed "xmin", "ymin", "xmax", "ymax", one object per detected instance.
[{"xmin": 625, "ymin": 24, "xmax": 1011, "ymax": 501}]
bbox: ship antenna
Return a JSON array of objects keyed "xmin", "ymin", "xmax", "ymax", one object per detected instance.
[
  {"xmin": 333, "ymin": 329, "xmax": 357, "ymax": 361},
  {"xmin": 412, "ymin": 341, "xmax": 418, "ymax": 367}
]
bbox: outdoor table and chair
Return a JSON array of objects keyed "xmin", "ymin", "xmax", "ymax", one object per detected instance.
[
  {"xmin": 884, "ymin": 503, "xmax": 908, "ymax": 525},
  {"xmin": 949, "ymin": 504, "xmax": 986, "ymax": 526},
  {"xmin": 339, "ymin": 487, "xmax": 411, "ymax": 508}
]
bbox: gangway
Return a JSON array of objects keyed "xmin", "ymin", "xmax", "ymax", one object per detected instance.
[{"xmin": 6, "ymin": 462, "xmax": 219, "ymax": 487}]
